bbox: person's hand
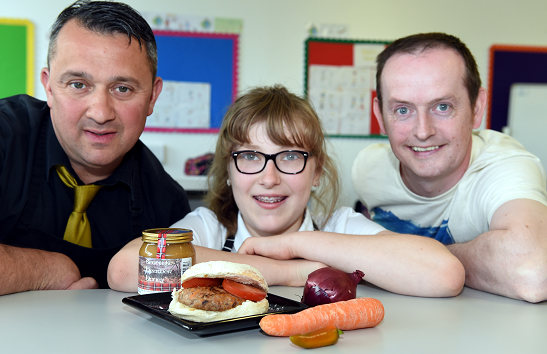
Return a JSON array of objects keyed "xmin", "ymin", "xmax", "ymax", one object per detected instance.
[
  {"xmin": 238, "ymin": 234, "xmax": 295, "ymax": 260},
  {"xmin": 278, "ymin": 259, "xmax": 328, "ymax": 287},
  {"xmin": 34, "ymin": 252, "xmax": 98, "ymax": 291},
  {"xmin": 238, "ymin": 234, "xmax": 328, "ymax": 286},
  {"xmin": 66, "ymin": 277, "xmax": 99, "ymax": 290},
  {"xmin": 0, "ymin": 245, "xmax": 99, "ymax": 295}
]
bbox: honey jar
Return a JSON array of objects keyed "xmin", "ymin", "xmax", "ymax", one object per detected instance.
[{"xmin": 138, "ymin": 228, "xmax": 196, "ymax": 295}]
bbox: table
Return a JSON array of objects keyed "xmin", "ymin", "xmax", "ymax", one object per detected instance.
[{"xmin": 1, "ymin": 285, "xmax": 545, "ymax": 353}]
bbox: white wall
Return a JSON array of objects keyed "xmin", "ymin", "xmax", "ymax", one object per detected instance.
[{"xmin": 5, "ymin": 0, "xmax": 547, "ymax": 207}]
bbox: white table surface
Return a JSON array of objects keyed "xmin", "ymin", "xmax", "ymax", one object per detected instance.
[{"xmin": 1, "ymin": 284, "xmax": 545, "ymax": 354}]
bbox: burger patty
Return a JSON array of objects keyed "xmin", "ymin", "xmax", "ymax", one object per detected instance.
[{"xmin": 178, "ymin": 286, "xmax": 246, "ymax": 312}]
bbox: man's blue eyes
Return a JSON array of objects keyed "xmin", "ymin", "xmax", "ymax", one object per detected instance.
[
  {"xmin": 69, "ymin": 83, "xmax": 130, "ymax": 93},
  {"xmin": 396, "ymin": 104, "xmax": 449, "ymax": 115},
  {"xmin": 438, "ymin": 104, "xmax": 449, "ymax": 111}
]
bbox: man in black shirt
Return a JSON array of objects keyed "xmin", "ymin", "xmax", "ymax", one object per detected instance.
[{"xmin": 0, "ymin": 0, "xmax": 191, "ymax": 294}]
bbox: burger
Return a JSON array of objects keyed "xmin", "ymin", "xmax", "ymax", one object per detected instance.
[{"xmin": 168, "ymin": 261, "xmax": 269, "ymax": 322}]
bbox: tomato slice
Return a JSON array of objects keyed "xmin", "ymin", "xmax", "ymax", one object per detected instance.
[
  {"xmin": 182, "ymin": 278, "xmax": 222, "ymax": 288},
  {"xmin": 222, "ymin": 279, "xmax": 267, "ymax": 301}
]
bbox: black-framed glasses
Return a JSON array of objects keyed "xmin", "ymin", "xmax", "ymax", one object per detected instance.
[{"xmin": 231, "ymin": 150, "xmax": 310, "ymax": 174}]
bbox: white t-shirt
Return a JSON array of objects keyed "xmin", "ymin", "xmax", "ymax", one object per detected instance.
[
  {"xmin": 352, "ymin": 129, "xmax": 547, "ymax": 244},
  {"xmin": 170, "ymin": 206, "xmax": 386, "ymax": 252}
]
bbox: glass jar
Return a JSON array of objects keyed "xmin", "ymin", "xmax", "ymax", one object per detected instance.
[{"xmin": 138, "ymin": 228, "xmax": 196, "ymax": 295}]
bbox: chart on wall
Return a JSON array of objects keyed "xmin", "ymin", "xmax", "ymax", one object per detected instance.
[
  {"xmin": 305, "ymin": 38, "xmax": 390, "ymax": 137},
  {"xmin": 143, "ymin": 13, "xmax": 241, "ymax": 133}
]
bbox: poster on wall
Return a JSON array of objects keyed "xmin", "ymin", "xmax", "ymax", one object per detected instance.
[
  {"xmin": 142, "ymin": 13, "xmax": 241, "ymax": 133},
  {"xmin": 147, "ymin": 81, "xmax": 211, "ymax": 129},
  {"xmin": 305, "ymin": 38, "xmax": 390, "ymax": 137}
]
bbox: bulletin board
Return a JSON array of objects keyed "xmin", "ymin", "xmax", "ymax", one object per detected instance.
[
  {"xmin": 304, "ymin": 38, "xmax": 390, "ymax": 137},
  {"xmin": 145, "ymin": 31, "xmax": 239, "ymax": 133},
  {"xmin": 0, "ymin": 19, "xmax": 34, "ymax": 98},
  {"xmin": 487, "ymin": 45, "xmax": 547, "ymax": 132},
  {"xmin": 507, "ymin": 84, "xmax": 547, "ymax": 169}
]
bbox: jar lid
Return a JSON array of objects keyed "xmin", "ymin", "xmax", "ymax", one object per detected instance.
[{"xmin": 142, "ymin": 228, "xmax": 193, "ymax": 243}]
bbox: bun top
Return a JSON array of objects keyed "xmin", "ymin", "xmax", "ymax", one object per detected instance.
[{"xmin": 181, "ymin": 261, "xmax": 269, "ymax": 293}]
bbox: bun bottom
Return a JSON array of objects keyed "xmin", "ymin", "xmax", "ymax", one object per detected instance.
[{"xmin": 168, "ymin": 289, "xmax": 269, "ymax": 323}]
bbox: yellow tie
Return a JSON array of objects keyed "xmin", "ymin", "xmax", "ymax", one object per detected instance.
[{"xmin": 55, "ymin": 165, "xmax": 103, "ymax": 248}]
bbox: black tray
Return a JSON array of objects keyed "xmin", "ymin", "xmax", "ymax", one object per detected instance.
[{"xmin": 122, "ymin": 291, "xmax": 308, "ymax": 337}]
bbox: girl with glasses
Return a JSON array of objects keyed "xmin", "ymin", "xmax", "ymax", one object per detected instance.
[{"xmin": 108, "ymin": 85, "xmax": 464, "ymax": 297}]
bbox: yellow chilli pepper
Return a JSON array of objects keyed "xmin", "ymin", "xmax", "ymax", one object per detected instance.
[{"xmin": 289, "ymin": 325, "xmax": 343, "ymax": 349}]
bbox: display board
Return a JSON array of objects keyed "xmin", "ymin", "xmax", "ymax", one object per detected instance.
[
  {"xmin": 507, "ymin": 83, "xmax": 547, "ymax": 169},
  {"xmin": 488, "ymin": 45, "xmax": 547, "ymax": 132},
  {"xmin": 145, "ymin": 31, "xmax": 239, "ymax": 133},
  {"xmin": 304, "ymin": 38, "xmax": 390, "ymax": 137},
  {"xmin": 0, "ymin": 18, "xmax": 34, "ymax": 98}
]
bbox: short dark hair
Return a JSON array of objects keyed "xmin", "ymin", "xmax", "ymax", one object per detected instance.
[
  {"xmin": 47, "ymin": 0, "xmax": 157, "ymax": 79},
  {"xmin": 376, "ymin": 32, "xmax": 481, "ymax": 111}
]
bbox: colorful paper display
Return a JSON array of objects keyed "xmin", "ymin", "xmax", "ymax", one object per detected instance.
[{"xmin": 305, "ymin": 39, "xmax": 389, "ymax": 136}]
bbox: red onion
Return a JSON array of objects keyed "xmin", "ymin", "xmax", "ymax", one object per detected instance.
[{"xmin": 302, "ymin": 268, "xmax": 364, "ymax": 306}]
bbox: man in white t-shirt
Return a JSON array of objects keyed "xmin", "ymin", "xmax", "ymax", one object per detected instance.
[{"xmin": 352, "ymin": 32, "xmax": 547, "ymax": 303}]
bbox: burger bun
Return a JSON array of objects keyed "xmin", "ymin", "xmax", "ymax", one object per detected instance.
[
  {"xmin": 168, "ymin": 261, "xmax": 269, "ymax": 322},
  {"xmin": 168, "ymin": 292, "xmax": 269, "ymax": 322},
  {"xmin": 180, "ymin": 261, "xmax": 269, "ymax": 293}
]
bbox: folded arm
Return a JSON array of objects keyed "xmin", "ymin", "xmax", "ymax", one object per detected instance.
[
  {"xmin": 107, "ymin": 238, "xmax": 327, "ymax": 292},
  {"xmin": 447, "ymin": 199, "xmax": 547, "ymax": 303},
  {"xmin": 238, "ymin": 230, "xmax": 465, "ymax": 298},
  {"xmin": 0, "ymin": 244, "xmax": 98, "ymax": 295}
]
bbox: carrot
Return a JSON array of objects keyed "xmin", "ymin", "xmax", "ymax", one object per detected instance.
[{"xmin": 260, "ymin": 297, "xmax": 384, "ymax": 337}]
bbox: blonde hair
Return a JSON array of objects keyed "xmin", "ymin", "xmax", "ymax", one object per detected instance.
[{"xmin": 205, "ymin": 85, "xmax": 340, "ymax": 237}]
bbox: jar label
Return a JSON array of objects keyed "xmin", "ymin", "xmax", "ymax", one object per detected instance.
[{"xmin": 137, "ymin": 256, "xmax": 193, "ymax": 295}]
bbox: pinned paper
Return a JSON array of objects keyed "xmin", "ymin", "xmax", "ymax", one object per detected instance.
[
  {"xmin": 147, "ymin": 81, "xmax": 211, "ymax": 129},
  {"xmin": 305, "ymin": 39, "xmax": 389, "ymax": 136},
  {"xmin": 308, "ymin": 65, "xmax": 374, "ymax": 135},
  {"xmin": 143, "ymin": 12, "xmax": 242, "ymax": 34},
  {"xmin": 306, "ymin": 22, "xmax": 350, "ymax": 39}
]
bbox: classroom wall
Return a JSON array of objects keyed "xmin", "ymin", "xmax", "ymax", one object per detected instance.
[{"xmin": 5, "ymin": 0, "xmax": 547, "ymax": 208}]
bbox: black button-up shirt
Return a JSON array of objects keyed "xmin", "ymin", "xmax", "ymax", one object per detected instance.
[{"xmin": 0, "ymin": 95, "xmax": 191, "ymax": 287}]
